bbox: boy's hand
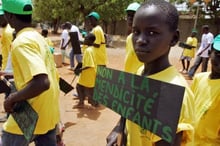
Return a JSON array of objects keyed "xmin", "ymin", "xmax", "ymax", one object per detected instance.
[
  {"xmin": 197, "ymin": 51, "xmax": 203, "ymax": 56},
  {"xmin": 74, "ymin": 68, "xmax": 82, "ymax": 76},
  {"xmin": 208, "ymin": 50, "xmax": 211, "ymax": 56},
  {"xmin": 4, "ymin": 92, "xmax": 16, "ymax": 113}
]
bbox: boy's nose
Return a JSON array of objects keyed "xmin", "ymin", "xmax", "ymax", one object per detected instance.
[{"xmin": 136, "ymin": 33, "xmax": 147, "ymax": 44}]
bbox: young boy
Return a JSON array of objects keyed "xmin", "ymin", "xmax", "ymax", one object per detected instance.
[
  {"xmin": 60, "ymin": 24, "xmax": 69, "ymax": 64},
  {"xmin": 87, "ymin": 11, "xmax": 107, "ymax": 66},
  {"xmin": 41, "ymin": 28, "xmax": 54, "ymax": 54},
  {"xmin": 179, "ymin": 30, "xmax": 198, "ymax": 74},
  {"xmin": 126, "ymin": 0, "xmax": 195, "ymax": 146},
  {"xmin": 73, "ymin": 33, "xmax": 98, "ymax": 108},
  {"xmin": 124, "ymin": 2, "xmax": 143, "ymax": 74},
  {"xmin": 2, "ymin": 0, "xmax": 60, "ymax": 145},
  {"xmin": 191, "ymin": 34, "xmax": 220, "ymax": 145}
]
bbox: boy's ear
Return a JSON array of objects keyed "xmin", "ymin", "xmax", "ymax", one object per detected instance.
[{"xmin": 170, "ymin": 30, "xmax": 180, "ymax": 47}]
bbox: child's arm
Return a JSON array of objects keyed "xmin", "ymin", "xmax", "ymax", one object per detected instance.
[
  {"xmin": 179, "ymin": 42, "xmax": 195, "ymax": 49},
  {"xmin": 0, "ymin": 71, "xmax": 13, "ymax": 77},
  {"xmin": 197, "ymin": 43, "xmax": 211, "ymax": 56},
  {"xmin": 155, "ymin": 131, "xmax": 183, "ymax": 146},
  {"xmin": 74, "ymin": 67, "xmax": 91, "ymax": 75},
  {"xmin": 63, "ymin": 39, "xmax": 70, "ymax": 49},
  {"xmin": 4, "ymin": 74, "xmax": 50, "ymax": 113}
]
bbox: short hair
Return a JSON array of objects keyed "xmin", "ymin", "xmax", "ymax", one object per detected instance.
[
  {"xmin": 4, "ymin": 10, "xmax": 32, "ymax": 23},
  {"xmin": 85, "ymin": 33, "xmax": 96, "ymax": 42},
  {"xmin": 41, "ymin": 29, "xmax": 48, "ymax": 36},
  {"xmin": 14, "ymin": 14, "xmax": 32, "ymax": 23},
  {"xmin": 65, "ymin": 22, "xmax": 72, "ymax": 29},
  {"xmin": 140, "ymin": 0, "xmax": 179, "ymax": 32},
  {"xmin": 203, "ymin": 25, "xmax": 209, "ymax": 30}
]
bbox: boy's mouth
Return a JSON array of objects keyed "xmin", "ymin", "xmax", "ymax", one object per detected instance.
[{"xmin": 135, "ymin": 48, "xmax": 151, "ymax": 53}]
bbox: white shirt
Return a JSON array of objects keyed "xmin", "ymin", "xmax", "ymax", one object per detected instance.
[
  {"xmin": 70, "ymin": 25, "xmax": 83, "ymax": 41},
  {"xmin": 197, "ymin": 32, "xmax": 214, "ymax": 58},
  {"xmin": 60, "ymin": 29, "xmax": 69, "ymax": 48}
]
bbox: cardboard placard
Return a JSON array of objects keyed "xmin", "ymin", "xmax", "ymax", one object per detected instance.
[
  {"xmin": 93, "ymin": 66, "xmax": 185, "ymax": 143},
  {"xmin": 12, "ymin": 101, "xmax": 38, "ymax": 142},
  {"xmin": 59, "ymin": 77, "xmax": 74, "ymax": 95}
]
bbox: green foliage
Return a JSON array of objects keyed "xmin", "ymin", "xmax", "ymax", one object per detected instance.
[
  {"xmin": 33, "ymin": 0, "xmax": 220, "ymax": 33},
  {"xmin": 32, "ymin": 0, "xmax": 143, "ymax": 32}
]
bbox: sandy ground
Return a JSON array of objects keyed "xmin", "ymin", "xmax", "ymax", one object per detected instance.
[{"xmin": 0, "ymin": 36, "xmax": 211, "ymax": 146}]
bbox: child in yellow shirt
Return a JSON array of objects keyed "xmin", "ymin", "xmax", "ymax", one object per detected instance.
[
  {"xmin": 73, "ymin": 33, "xmax": 98, "ymax": 108},
  {"xmin": 191, "ymin": 34, "xmax": 220, "ymax": 146},
  {"xmin": 126, "ymin": 0, "xmax": 195, "ymax": 145},
  {"xmin": 179, "ymin": 30, "xmax": 198, "ymax": 74}
]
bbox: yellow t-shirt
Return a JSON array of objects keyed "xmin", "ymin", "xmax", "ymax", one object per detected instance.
[
  {"xmin": 92, "ymin": 25, "xmax": 107, "ymax": 66},
  {"xmin": 45, "ymin": 37, "xmax": 54, "ymax": 48},
  {"xmin": 81, "ymin": 44, "xmax": 88, "ymax": 55},
  {"xmin": 78, "ymin": 46, "xmax": 96, "ymax": 87},
  {"xmin": 182, "ymin": 37, "xmax": 198, "ymax": 58},
  {"xmin": 126, "ymin": 66, "xmax": 195, "ymax": 146},
  {"xmin": 191, "ymin": 72, "xmax": 220, "ymax": 146},
  {"xmin": 3, "ymin": 27, "xmax": 60, "ymax": 135},
  {"xmin": 124, "ymin": 34, "xmax": 143, "ymax": 73},
  {"xmin": 1, "ymin": 24, "xmax": 14, "ymax": 70}
]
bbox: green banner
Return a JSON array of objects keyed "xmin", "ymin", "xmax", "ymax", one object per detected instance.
[
  {"xmin": 12, "ymin": 101, "xmax": 38, "ymax": 142},
  {"xmin": 93, "ymin": 66, "xmax": 185, "ymax": 143}
]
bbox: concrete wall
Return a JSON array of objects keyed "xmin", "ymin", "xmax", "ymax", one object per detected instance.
[{"xmin": 105, "ymin": 18, "xmax": 219, "ymax": 43}]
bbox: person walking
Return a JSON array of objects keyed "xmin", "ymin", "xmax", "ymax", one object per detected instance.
[
  {"xmin": 1, "ymin": 0, "xmax": 60, "ymax": 145},
  {"xmin": 187, "ymin": 25, "xmax": 214, "ymax": 79},
  {"xmin": 60, "ymin": 24, "xmax": 69, "ymax": 64},
  {"xmin": 179, "ymin": 29, "xmax": 198, "ymax": 74},
  {"xmin": 65, "ymin": 22, "xmax": 83, "ymax": 71}
]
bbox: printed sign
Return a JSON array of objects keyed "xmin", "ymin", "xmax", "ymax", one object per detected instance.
[
  {"xmin": 12, "ymin": 101, "xmax": 38, "ymax": 142},
  {"xmin": 93, "ymin": 66, "xmax": 185, "ymax": 143}
]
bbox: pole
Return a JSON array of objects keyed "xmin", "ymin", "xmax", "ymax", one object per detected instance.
[
  {"xmin": 70, "ymin": 74, "xmax": 77, "ymax": 85},
  {"xmin": 194, "ymin": 4, "xmax": 200, "ymax": 29}
]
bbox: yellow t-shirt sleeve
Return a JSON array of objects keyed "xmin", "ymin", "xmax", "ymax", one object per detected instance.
[{"xmin": 12, "ymin": 44, "xmax": 48, "ymax": 84}]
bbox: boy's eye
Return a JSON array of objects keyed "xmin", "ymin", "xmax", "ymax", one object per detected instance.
[
  {"xmin": 132, "ymin": 29, "xmax": 139, "ymax": 35},
  {"xmin": 148, "ymin": 31, "xmax": 156, "ymax": 35}
]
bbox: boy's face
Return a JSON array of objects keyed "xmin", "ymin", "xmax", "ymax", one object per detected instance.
[
  {"xmin": 88, "ymin": 17, "xmax": 97, "ymax": 27},
  {"xmin": 210, "ymin": 49, "xmax": 220, "ymax": 74},
  {"xmin": 132, "ymin": 5, "xmax": 178, "ymax": 63}
]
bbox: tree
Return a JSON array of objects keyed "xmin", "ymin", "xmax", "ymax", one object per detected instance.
[
  {"xmin": 205, "ymin": 0, "xmax": 220, "ymax": 33},
  {"xmin": 169, "ymin": 0, "xmax": 220, "ymax": 33},
  {"xmin": 32, "ymin": 0, "xmax": 143, "ymax": 34},
  {"xmin": 33, "ymin": 0, "xmax": 65, "ymax": 33}
]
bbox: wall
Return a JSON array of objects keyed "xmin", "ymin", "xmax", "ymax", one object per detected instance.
[{"xmin": 104, "ymin": 18, "xmax": 219, "ymax": 43}]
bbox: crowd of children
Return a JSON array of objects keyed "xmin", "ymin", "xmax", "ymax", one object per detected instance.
[{"xmin": 0, "ymin": 0, "xmax": 219, "ymax": 145}]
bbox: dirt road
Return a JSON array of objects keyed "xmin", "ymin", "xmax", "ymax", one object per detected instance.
[{"xmin": 0, "ymin": 40, "xmax": 210, "ymax": 146}]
